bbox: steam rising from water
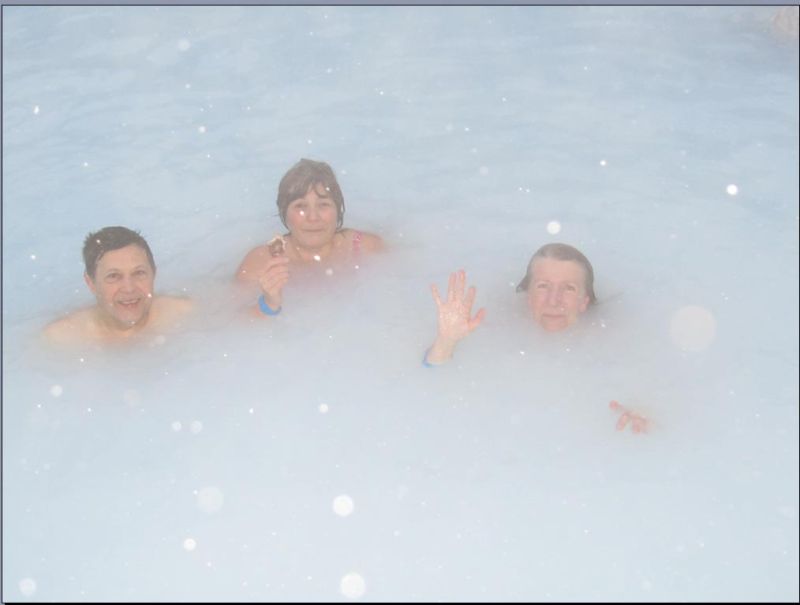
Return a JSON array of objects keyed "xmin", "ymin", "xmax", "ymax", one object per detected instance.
[{"xmin": 3, "ymin": 5, "xmax": 797, "ymax": 602}]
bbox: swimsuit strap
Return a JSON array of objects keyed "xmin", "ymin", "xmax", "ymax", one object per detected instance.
[{"xmin": 351, "ymin": 230, "xmax": 363, "ymax": 255}]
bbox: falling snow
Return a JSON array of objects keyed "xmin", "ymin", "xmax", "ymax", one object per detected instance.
[
  {"xmin": 340, "ymin": 573, "xmax": 366, "ymax": 599},
  {"xmin": 332, "ymin": 494, "xmax": 355, "ymax": 517},
  {"xmin": 19, "ymin": 578, "xmax": 37, "ymax": 597},
  {"xmin": 546, "ymin": 220, "xmax": 562, "ymax": 235}
]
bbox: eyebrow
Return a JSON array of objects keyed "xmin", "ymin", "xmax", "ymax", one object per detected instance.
[{"xmin": 103, "ymin": 264, "xmax": 149, "ymax": 274}]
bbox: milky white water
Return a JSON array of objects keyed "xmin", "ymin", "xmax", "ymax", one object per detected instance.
[{"xmin": 2, "ymin": 6, "xmax": 798, "ymax": 601}]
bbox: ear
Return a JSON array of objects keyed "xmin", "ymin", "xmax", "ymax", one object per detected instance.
[
  {"xmin": 84, "ymin": 272, "xmax": 97, "ymax": 294},
  {"xmin": 578, "ymin": 294, "xmax": 590, "ymax": 313}
]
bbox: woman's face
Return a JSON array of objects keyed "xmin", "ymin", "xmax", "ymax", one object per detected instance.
[
  {"xmin": 285, "ymin": 183, "xmax": 339, "ymax": 249},
  {"xmin": 526, "ymin": 257, "xmax": 590, "ymax": 332}
]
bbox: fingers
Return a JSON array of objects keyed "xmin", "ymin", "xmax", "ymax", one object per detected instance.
[
  {"xmin": 259, "ymin": 265, "xmax": 289, "ymax": 295},
  {"xmin": 264, "ymin": 255, "xmax": 290, "ymax": 270},
  {"xmin": 464, "ymin": 285, "xmax": 477, "ymax": 310},
  {"xmin": 611, "ymin": 401, "xmax": 649, "ymax": 434},
  {"xmin": 468, "ymin": 307, "xmax": 487, "ymax": 332},
  {"xmin": 431, "ymin": 283, "xmax": 443, "ymax": 307},
  {"xmin": 455, "ymin": 269, "xmax": 465, "ymax": 301},
  {"xmin": 260, "ymin": 263, "xmax": 290, "ymax": 282},
  {"xmin": 447, "ymin": 271, "xmax": 457, "ymax": 303}
]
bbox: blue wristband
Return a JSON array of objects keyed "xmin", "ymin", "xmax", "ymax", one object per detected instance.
[
  {"xmin": 258, "ymin": 295, "xmax": 281, "ymax": 316},
  {"xmin": 422, "ymin": 348, "xmax": 435, "ymax": 368}
]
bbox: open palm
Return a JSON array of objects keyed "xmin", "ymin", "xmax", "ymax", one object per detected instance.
[{"xmin": 431, "ymin": 269, "xmax": 486, "ymax": 342}]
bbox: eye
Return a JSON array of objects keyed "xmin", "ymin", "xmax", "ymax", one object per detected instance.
[
  {"xmin": 535, "ymin": 282, "xmax": 549, "ymax": 290},
  {"xmin": 133, "ymin": 269, "xmax": 148, "ymax": 277},
  {"xmin": 565, "ymin": 284, "xmax": 577, "ymax": 292},
  {"xmin": 105, "ymin": 272, "xmax": 121, "ymax": 282}
]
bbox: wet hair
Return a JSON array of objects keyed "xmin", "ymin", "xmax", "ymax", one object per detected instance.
[
  {"xmin": 82, "ymin": 226, "xmax": 156, "ymax": 280},
  {"xmin": 516, "ymin": 242, "xmax": 597, "ymax": 304},
  {"xmin": 276, "ymin": 158, "xmax": 345, "ymax": 229}
]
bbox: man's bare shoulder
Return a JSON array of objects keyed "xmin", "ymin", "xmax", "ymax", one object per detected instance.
[{"xmin": 42, "ymin": 309, "xmax": 96, "ymax": 344}]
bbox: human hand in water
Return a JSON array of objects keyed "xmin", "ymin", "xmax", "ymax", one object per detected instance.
[
  {"xmin": 258, "ymin": 255, "xmax": 290, "ymax": 310},
  {"xmin": 426, "ymin": 270, "xmax": 486, "ymax": 363},
  {"xmin": 609, "ymin": 400, "xmax": 650, "ymax": 434}
]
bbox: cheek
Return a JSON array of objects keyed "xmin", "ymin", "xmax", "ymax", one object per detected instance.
[
  {"xmin": 286, "ymin": 210, "xmax": 303, "ymax": 227},
  {"xmin": 96, "ymin": 285, "xmax": 115, "ymax": 303},
  {"xmin": 321, "ymin": 208, "xmax": 338, "ymax": 225}
]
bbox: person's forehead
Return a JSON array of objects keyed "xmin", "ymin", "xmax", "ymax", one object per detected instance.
[
  {"xmin": 309, "ymin": 182, "xmax": 332, "ymax": 198},
  {"xmin": 97, "ymin": 244, "xmax": 150, "ymax": 267},
  {"xmin": 531, "ymin": 257, "xmax": 585, "ymax": 281},
  {"xmin": 293, "ymin": 183, "xmax": 332, "ymax": 202}
]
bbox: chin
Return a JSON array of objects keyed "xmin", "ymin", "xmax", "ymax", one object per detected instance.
[{"xmin": 115, "ymin": 306, "xmax": 151, "ymax": 327}]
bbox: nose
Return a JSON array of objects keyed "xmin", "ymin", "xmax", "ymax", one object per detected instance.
[
  {"xmin": 305, "ymin": 205, "xmax": 321, "ymax": 221},
  {"xmin": 120, "ymin": 275, "xmax": 138, "ymax": 292},
  {"xmin": 546, "ymin": 285, "xmax": 563, "ymax": 307}
]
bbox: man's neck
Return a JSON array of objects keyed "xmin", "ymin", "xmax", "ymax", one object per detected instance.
[{"xmin": 92, "ymin": 307, "xmax": 151, "ymax": 340}]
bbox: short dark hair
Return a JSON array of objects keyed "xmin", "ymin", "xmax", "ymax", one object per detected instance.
[
  {"xmin": 83, "ymin": 226, "xmax": 156, "ymax": 279},
  {"xmin": 276, "ymin": 158, "xmax": 345, "ymax": 229},
  {"xmin": 516, "ymin": 242, "xmax": 596, "ymax": 304}
]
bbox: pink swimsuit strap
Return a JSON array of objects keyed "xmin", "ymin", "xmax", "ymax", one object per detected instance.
[{"xmin": 351, "ymin": 230, "xmax": 363, "ymax": 255}]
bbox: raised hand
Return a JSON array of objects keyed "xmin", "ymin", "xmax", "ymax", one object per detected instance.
[
  {"xmin": 425, "ymin": 269, "xmax": 486, "ymax": 364},
  {"xmin": 257, "ymin": 255, "xmax": 290, "ymax": 311}
]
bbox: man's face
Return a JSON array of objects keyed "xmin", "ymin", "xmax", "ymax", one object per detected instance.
[
  {"xmin": 526, "ymin": 257, "xmax": 590, "ymax": 332},
  {"xmin": 85, "ymin": 244, "xmax": 155, "ymax": 328}
]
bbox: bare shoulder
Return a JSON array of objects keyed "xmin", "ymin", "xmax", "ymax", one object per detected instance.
[
  {"xmin": 236, "ymin": 245, "xmax": 270, "ymax": 282},
  {"xmin": 346, "ymin": 228, "xmax": 384, "ymax": 252},
  {"xmin": 42, "ymin": 309, "xmax": 93, "ymax": 345}
]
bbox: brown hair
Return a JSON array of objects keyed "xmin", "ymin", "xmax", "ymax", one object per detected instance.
[
  {"xmin": 516, "ymin": 242, "xmax": 596, "ymax": 304},
  {"xmin": 276, "ymin": 158, "xmax": 345, "ymax": 229},
  {"xmin": 82, "ymin": 226, "xmax": 155, "ymax": 280}
]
